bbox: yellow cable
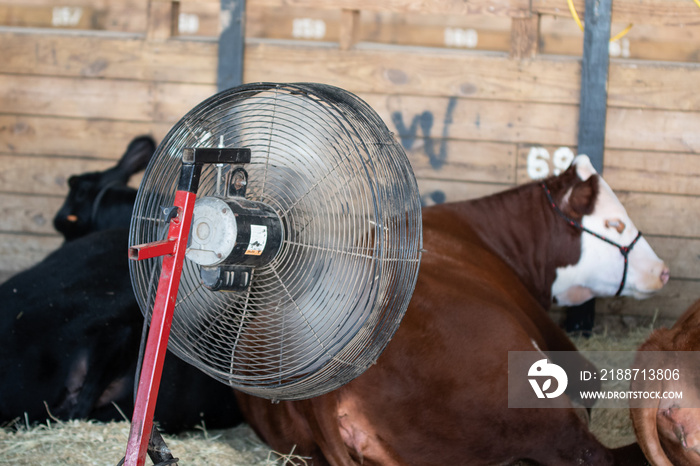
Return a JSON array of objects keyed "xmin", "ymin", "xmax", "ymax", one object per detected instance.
[
  {"xmin": 694, "ymin": 0, "xmax": 700, "ymax": 9},
  {"xmin": 566, "ymin": 0, "xmax": 633, "ymax": 42},
  {"xmin": 567, "ymin": 0, "xmax": 584, "ymax": 31},
  {"xmin": 610, "ymin": 23, "xmax": 633, "ymax": 42}
]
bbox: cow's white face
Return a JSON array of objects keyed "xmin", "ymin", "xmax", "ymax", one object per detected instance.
[{"xmin": 551, "ymin": 156, "xmax": 669, "ymax": 306}]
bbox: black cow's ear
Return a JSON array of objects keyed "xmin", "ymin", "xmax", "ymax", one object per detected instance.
[
  {"xmin": 565, "ymin": 174, "xmax": 598, "ymax": 217},
  {"xmin": 116, "ymin": 135, "xmax": 156, "ymax": 178}
]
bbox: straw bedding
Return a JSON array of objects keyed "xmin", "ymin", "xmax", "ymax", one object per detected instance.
[{"xmin": 1, "ymin": 322, "xmax": 658, "ymax": 465}]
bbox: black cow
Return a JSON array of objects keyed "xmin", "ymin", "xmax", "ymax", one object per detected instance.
[{"xmin": 0, "ymin": 137, "xmax": 243, "ymax": 432}]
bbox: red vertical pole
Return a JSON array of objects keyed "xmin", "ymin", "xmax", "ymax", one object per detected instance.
[{"xmin": 124, "ymin": 189, "xmax": 197, "ymax": 466}]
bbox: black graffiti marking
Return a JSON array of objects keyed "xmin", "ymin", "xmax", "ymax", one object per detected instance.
[
  {"xmin": 420, "ymin": 190, "xmax": 446, "ymax": 207},
  {"xmin": 391, "ymin": 97, "xmax": 458, "ymax": 170}
]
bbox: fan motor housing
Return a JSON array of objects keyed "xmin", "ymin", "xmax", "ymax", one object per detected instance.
[{"xmin": 186, "ymin": 196, "xmax": 283, "ymax": 291}]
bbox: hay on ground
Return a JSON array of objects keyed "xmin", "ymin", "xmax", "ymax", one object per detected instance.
[
  {"xmin": 0, "ymin": 324, "xmax": 660, "ymax": 463},
  {"xmin": 0, "ymin": 420, "xmax": 306, "ymax": 466}
]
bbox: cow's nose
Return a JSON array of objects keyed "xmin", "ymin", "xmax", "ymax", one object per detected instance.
[{"xmin": 660, "ymin": 265, "xmax": 670, "ymax": 286}]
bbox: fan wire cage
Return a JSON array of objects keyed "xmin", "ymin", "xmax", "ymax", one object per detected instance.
[{"xmin": 129, "ymin": 83, "xmax": 422, "ymax": 401}]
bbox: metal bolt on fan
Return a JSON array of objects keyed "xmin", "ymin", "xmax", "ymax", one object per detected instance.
[{"xmin": 123, "ymin": 83, "xmax": 422, "ymax": 465}]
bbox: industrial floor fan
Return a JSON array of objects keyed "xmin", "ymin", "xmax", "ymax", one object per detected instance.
[{"xmin": 122, "ymin": 82, "xmax": 422, "ymax": 465}]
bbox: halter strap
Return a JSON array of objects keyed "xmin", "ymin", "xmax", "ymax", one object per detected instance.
[{"xmin": 541, "ymin": 182, "xmax": 642, "ymax": 297}]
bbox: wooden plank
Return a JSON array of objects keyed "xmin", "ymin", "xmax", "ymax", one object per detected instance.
[
  {"xmin": 0, "ymin": 233, "xmax": 63, "ymax": 277},
  {"xmin": 2, "ymin": 0, "xmax": 152, "ymax": 33},
  {"xmin": 255, "ymin": 0, "xmax": 532, "ymax": 18},
  {"xmin": 146, "ymin": 0, "xmax": 178, "ymax": 40},
  {"xmin": 244, "ymin": 40, "xmax": 700, "ymax": 111},
  {"xmin": 0, "ymin": 5, "xmax": 97, "ymax": 29},
  {"xmin": 595, "ymin": 279, "xmax": 700, "ymax": 321},
  {"xmin": 0, "ymin": 1, "xmax": 149, "ymax": 33},
  {"xmin": 0, "ymin": 28, "xmax": 218, "ymax": 84},
  {"xmin": 605, "ymin": 107, "xmax": 700, "ymax": 153},
  {"xmin": 515, "ymin": 146, "xmax": 700, "ymax": 197},
  {"xmin": 603, "ymin": 150, "xmax": 700, "ymax": 197},
  {"xmin": 247, "ymin": 6, "xmax": 513, "ymax": 51},
  {"xmin": 509, "ymin": 15, "xmax": 539, "ymax": 59},
  {"xmin": 339, "ymin": 9, "xmax": 360, "ymax": 50},
  {"xmin": 539, "ymin": 16, "xmax": 700, "ymax": 64},
  {"xmin": 0, "ymin": 74, "xmax": 216, "ymax": 123},
  {"xmin": 609, "ymin": 61, "xmax": 700, "ymax": 112},
  {"xmin": 178, "ymin": 1, "xmax": 220, "ymax": 36},
  {"xmin": 649, "ymin": 236, "xmax": 700, "ymax": 281},
  {"xmin": 615, "ymin": 192, "xmax": 700, "ymax": 239},
  {"xmin": 532, "ymin": 0, "xmax": 700, "ymax": 27},
  {"xmin": 364, "ymin": 20, "xmax": 510, "ymax": 51},
  {"xmin": 0, "ymin": 156, "xmax": 95, "ymax": 197},
  {"xmin": 153, "ymin": 81, "xmax": 218, "ymax": 121},
  {"xmin": 2, "ymin": 31, "xmax": 697, "ymax": 111},
  {"xmin": 0, "ymin": 193, "xmax": 62, "ymax": 235},
  {"xmin": 244, "ymin": 40, "xmax": 583, "ymax": 104},
  {"xmin": 417, "ymin": 178, "xmax": 511, "ymax": 206},
  {"xmin": 360, "ymin": 94, "xmax": 579, "ymax": 146},
  {"xmin": 0, "ymin": 0, "xmax": 108, "ymax": 6},
  {"xmin": 0, "ymin": 74, "xmax": 154, "ymax": 121},
  {"xmin": 0, "ymin": 154, "xmax": 126, "ymax": 196},
  {"xmin": 406, "ymin": 140, "xmax": 516, "ymax": 184},
  {"xmin": 0, "ymin": 115, "xmax": 171, "ymax": 159}
]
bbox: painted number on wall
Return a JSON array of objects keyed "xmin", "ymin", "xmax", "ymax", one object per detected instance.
[
  {"xmin": 52, "ymin": 7, "xmax": 83, "ymax": 27},
  {"xmin": 444, "ymin": 27, "xmax": 478, "ymax": 48},
  {"xmin": 292, "ymin": 18, "xmax": 326, "ymax": 40},
  {"xmin": 609, "ymin": 38, "xmax": 631, "ymax": 58},
  {"xmin": 179, "ymin": 13, "xmax": 200, "ymax": 35},
  {"xmin": 527, "ymin": 146, "xmax": 575, "ymax": 179}
]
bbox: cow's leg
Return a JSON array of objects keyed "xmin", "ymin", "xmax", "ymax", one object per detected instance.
[
  {"xmin": 610, "ymin": 442, "xmax": 652, "ymax": 466},
  {"xmin": 337, "ymin": 389, "xmax": 405, "ymax": 465},
  {"xmin": 504, "ymin": 371, "xmax": 614, "ymax": 466},
  {"xmin": 513, "ymin": 409, "xmax": 613, "ymax": 465},
  {"xmin": 527, "ymin": 306, "xmax": 602, "ymax": 407},
  {"xmin": 235, "ymin": 391, "xmax": 360, "ymax": 466}
]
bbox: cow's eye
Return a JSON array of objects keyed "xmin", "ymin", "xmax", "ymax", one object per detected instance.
[{"xmin": 605, "ymin": 219, "xmax": 626, "ymax": 234}]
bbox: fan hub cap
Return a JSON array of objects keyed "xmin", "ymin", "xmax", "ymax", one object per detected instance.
[
  {"xmin": 187, "ymin": 197, "xmax": 237, "ymax": 266},
  {"xmin": 186, "ymin": 196, "xmax": 283, "ymax": 279}
]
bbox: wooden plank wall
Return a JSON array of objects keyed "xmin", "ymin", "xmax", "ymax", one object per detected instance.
[{"xmin": 1, "ymin": 0, "xmax": 699, "ymax": 324}]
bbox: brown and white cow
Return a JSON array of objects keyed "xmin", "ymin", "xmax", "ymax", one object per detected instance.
[
  {"xmin": 631, "ymin": 298, "xmax": 700, "ymax": 466},
  {"xmin": 236, "ymin": 155, "xmax": 669, "ymax": 465}
]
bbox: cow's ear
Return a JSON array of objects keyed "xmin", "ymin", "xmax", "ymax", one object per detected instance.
[{"xmin": 565, "ymin": 174, "xmax": 598, "ymax": 217}]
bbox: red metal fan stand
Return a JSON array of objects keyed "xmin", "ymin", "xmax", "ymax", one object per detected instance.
[
  {"xmin": 124, "ymin": 188, "xmax": 196, "ymax": 466},
  {"xmin": 123, "ymin": 148, "xmax": 250, "ymax": 465}
]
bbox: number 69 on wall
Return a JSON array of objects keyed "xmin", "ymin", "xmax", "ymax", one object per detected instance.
[{"xmin": 526, "ymin": 146, "xmax": 576, "ymax": 180}]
